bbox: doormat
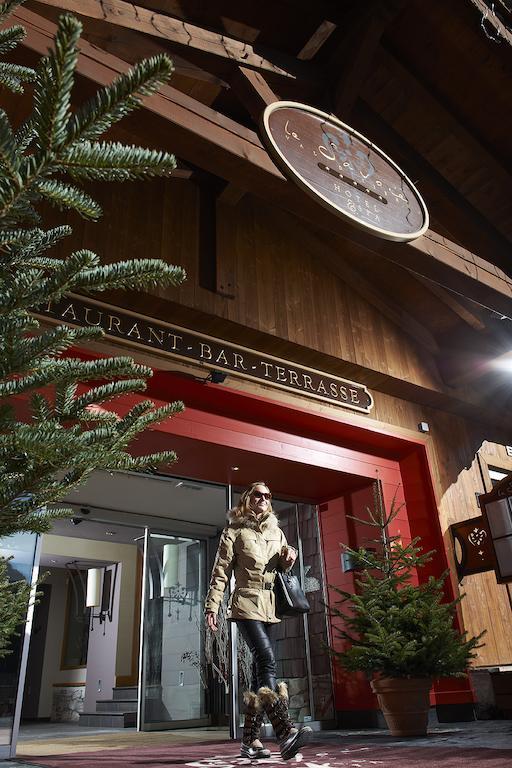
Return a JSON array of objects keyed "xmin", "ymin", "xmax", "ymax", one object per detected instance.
[{"xmin": 26, "ymin": 741, "xmax": 512, "ymax": 768}]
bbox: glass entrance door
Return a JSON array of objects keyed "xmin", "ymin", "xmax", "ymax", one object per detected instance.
[
  {"xmin": 272, "ymin": 502, "xmax": 334, "ymax": 725},
  {"xmin": 138, "ymin": 531, "xmax": 209, "ymax": 729},
  {"xmin": 0, "ymin": 532, "xmax": 40, "ymax": 759}
]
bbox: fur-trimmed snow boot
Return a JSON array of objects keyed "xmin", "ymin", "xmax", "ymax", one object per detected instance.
[
  {"xmin": 240, "ymin": 690, "xmax": 271, "ymax": 759},
  {"xmin": 258, "ymin": 682, "xmax": 312, "ymax": 760}
]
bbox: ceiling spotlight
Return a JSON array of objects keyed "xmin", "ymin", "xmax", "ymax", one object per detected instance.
[
  {"xmin": 231, "ymin": 466, "xmax": 240, "ymax": 471},
  {"xmin": 205, "ymin": 369, "xmax": 227, "ymax": 384},
  {"xmin": 105, "ymin": 530, "xmax": 117, "ymax": 536},
  {"xmin": 70, "ymin": 517, "xmax": 84, "ymax": 526},
  {"xmin": 50, "ymin": 559, "xmax": 57, "ymax": 564}
]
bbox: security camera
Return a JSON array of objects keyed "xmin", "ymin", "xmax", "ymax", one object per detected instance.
[{"xmin": 205, "ymin": 370, "xmax": 227, "ymax": 384}]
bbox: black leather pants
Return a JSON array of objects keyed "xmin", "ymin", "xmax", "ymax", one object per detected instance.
[{"xmin": 236, "ymin": 620, "xmax": 278, "ymax": 691}]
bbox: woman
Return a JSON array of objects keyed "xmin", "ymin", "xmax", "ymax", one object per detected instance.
[{"xmin": 205, "ymin": 481, "xmax": 312, "ymax": 761}]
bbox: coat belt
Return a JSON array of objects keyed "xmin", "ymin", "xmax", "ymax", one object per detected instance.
[{"xmin": 245, "ymin": 580, "xmax": 274, "ymax": 590}]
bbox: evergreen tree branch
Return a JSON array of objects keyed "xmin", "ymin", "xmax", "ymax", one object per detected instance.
[
  {"xmin": 32, "ymin": 14, "xmax": 81, "ymax": 153},
  {"xmin": 67, "ymin": 54, "xmax": 173, "ymax": 143},
  {"xmin": 0, "ymin": 1, "xmax": 26, "ymax": 25},
  {"xmin": 31, "ymin": 179, "xmax": 102, "ymax": 220},
  {"xmin": 0, "ymin": 225, "xmax": 71, "ymax": 256},
  {"xmin": 0, "ymin": 325, "xmax": 103, "ymax": 377},
  {"xmin": 0, "ymin": 556, "xmax": 32, "ymax": 658},
  {"xmin": 60, "ymin": 141, "xmax": 176, "ymax": 181},
  {"xmin": 0, "ymin": 2, "xmax": 185, "ymax": 656},
  {"xmin": 78, "ymin": 259, "xmax": 186, "ymax": 292},
  {"xmin": 0, "ymin": 108, "xmax": 20, "ymax": 184},
  {"xmin": 0, "ymin": 24, "xmax": 24, "ymax": 55},
  {"xmin": 0, "ymin": 356, "xmax": 151, "ymax": 396}
]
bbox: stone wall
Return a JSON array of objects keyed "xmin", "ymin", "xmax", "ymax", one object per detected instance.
[{"xmin": 51, "ymin": 686, "xmax": 85, "ymax": 722}]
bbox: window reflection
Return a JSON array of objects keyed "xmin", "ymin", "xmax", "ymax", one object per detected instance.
[{"xmin": 0, "ymin": 533, "xmax": 38, "ymax": 751}]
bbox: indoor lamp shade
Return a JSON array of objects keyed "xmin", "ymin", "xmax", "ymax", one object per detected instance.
[
  {"xmin": 86, "ymin": 568, "xmax": 102, "ymax": 608},
  {"xmin": 163, "ymin": 543, "xmax": 179, "ymax": 588}
]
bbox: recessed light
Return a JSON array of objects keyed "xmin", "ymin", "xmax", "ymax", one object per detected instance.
[
  {"xmin": 105, "ymin": 530, "xmax": 116, "ymax": 536},
  {"xmin": 231, "ymin": 466, "xmax": 239, "ymax": 471},
  {"xmin": 50, "ymin": 559, "xmax": 57, "ymax": 564}
]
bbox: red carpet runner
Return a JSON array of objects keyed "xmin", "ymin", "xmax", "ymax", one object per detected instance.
[{"xmin": 27, "ymin": 740, "xmax": 512, "ymax": 768}]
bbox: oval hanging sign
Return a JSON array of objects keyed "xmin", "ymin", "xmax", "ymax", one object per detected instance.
[{"xmin": 261, "ymin": 101, "xmax": 429, "ymax": 242}]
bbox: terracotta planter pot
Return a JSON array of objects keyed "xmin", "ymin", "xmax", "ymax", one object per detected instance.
[{"xmin": 370, "ymin": 677, "xmax": 432, "ymax": 736}]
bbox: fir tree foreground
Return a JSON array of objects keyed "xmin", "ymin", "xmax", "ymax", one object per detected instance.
[
  {"xmin": 328, "ymin": 485, "xmax": 483, "ymax": 679},
  {"xmin": 0, "ymin": 1, "xmax": 185, "ymax": 653}
]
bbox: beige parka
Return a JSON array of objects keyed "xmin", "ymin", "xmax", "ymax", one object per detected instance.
[{"xmin": 204, "ymin": 507, "xmax": 292, "ymax": 623}]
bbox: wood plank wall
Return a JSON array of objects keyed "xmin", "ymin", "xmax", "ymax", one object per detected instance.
[
  {"xmin": 44, "ymin": 176, "xmax": 512, "ymax": 666},
  {"xmin": 48, "ymin": 178, "xmax": 442, "ymax": 391}
]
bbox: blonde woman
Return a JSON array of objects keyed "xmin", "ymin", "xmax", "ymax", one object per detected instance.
[{"xmin": 205, "ymin": 481, "xmax": 312, "ymax": 760}]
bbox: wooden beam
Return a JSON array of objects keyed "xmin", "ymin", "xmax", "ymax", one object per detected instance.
[
  {"xmin": 35, "ymin": 0, "xmax": 315, "ymax": 81},
  {"xmin": 216, "ymin": 200, "xmax": 236, "ymax": 298},
  {"xmin": 230, "ymin": 66, "xmax": 277, "ymax": 122},
  {"xmin": 217, "ymin": 182, "xmax": 246, "ymax": 207},
  {"xmin": 173, "ymin": 161, "xmax": 193, "ymax": 179},
  {"xmin": 12, "ymin": 7, "xmax": 512, "ymax": 321},
  {"xmin": 401, "ymin": 231, "xmax": 512, "ymax": 317},
  {"xmin": 414, "ymin": 276, "xmax": 486, "ymax": 332},
  {"xmin": 364, "ymin": 46, "xmax": 512, "ymax": 246},
  {"xmin": 268, "ymin": 208, "xmax": 440, "ymax": 356},
  {"xmin": 353, "ymin": 101, "xmax": 512, "ymax": 277},
  {"xmin": 330, "ymin": 0, "xmax": 407, "ymax": 118},
  {"xmin": 222, "ymin": 67, "xmax": 278, "ymax": 203},
  {"xmin": 297, "ymin": 20, "xmax": 337, "ymax": 60},
  {"xmin": 440, "ymin": 343, "xmax": 507, "ymax": 388},
  {"xmin": 469, "ymin": 0, "xmax": 512, "ymax": 46},
  {"xmin": 29, "ymin": 0, "xmax": 228, "ymax": 89}
]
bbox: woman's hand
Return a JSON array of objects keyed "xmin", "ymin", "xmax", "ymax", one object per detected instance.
[
  {"xmin": 281, "ymin": 545, "xmax": 297, "ymax": 570},
  {"xmin": 206, "ymin": 611, "xmax": 218, "ymax": 632}
]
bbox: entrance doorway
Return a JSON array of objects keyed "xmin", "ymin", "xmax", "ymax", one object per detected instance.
[
  {"xmin": 16, "ymin": 466, "xmax": 344, "ymax": 742},
  {"xmin": 18, "ymin": 473, "xmax": 230, "ymax": 738},
  {"xmin": 7, "ymin": 375, "xmax": 448, "ymax": 755},
  {"xmin": 139, "ymin": 531, "xmax": 209, "ymax": 728}
]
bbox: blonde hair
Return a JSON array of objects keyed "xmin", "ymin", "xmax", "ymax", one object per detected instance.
[{"xmin": 233, "ymin": 481, "xmax": 273, "ymax": 518}]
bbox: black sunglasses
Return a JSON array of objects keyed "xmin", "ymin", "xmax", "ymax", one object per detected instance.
[{"xmin": 251, "ymin": 491, "xmax": 272, "ymax": 500}]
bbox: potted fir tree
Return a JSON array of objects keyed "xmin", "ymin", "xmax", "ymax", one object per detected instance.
[{"xmin": 328, "ymin": 486, "xmax": 483, "ymax": 736}]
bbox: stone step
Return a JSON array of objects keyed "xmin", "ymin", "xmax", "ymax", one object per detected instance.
[
  {"xmin": 96, "ymin": 699, "xmax": 138, "ymax": 713},
  {"xmin": 79, "ymin": 710, "xmax": 136, "ymax": 728},
  {"xmin": 112, "ymin": 686, "xmax": 138, "ymax": 701}
]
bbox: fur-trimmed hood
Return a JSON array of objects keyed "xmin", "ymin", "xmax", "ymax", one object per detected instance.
[{"xmin": 226, "ymin": 507, "xmax": 280, "ymax": 532}]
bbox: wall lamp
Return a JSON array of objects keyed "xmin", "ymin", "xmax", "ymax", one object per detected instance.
[{"xmin": 86, "ymin": 563, "xmax": 119, "ymax": 634}]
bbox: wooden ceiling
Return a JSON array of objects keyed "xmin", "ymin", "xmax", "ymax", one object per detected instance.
[{"xmin": 12, "ymin": 0, "xmax": 512, "ymax": 405}]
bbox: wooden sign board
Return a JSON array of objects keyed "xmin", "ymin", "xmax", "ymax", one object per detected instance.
[
  {"xmin": 37, "ymin": 295, "xmax": 374, "ymax": 414},
  {"xmin": 450, "ymin": 515, "xmax": 496, "ymax": 582},
  {"xmin": 261, "ymin": 101, "xmax": 429, "ymax": 242}
]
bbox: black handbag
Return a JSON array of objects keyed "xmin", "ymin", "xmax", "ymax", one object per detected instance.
[{"xmin": 274, "ymin": 570, "xmax": 310, "ymax": 617}]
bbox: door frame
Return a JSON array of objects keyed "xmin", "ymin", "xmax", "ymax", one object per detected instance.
[
  {"xmin": 137, "ymin": 526, "xmax": 212, "ymax": 731},
  {"xmin": 4, "ymin": 534, "xmax": 42, "ymax": 759}
]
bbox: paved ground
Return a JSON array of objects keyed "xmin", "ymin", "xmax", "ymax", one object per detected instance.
[{"xmin": 3, "ymin": 720, "xmax": 510, "ymax": 767}]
